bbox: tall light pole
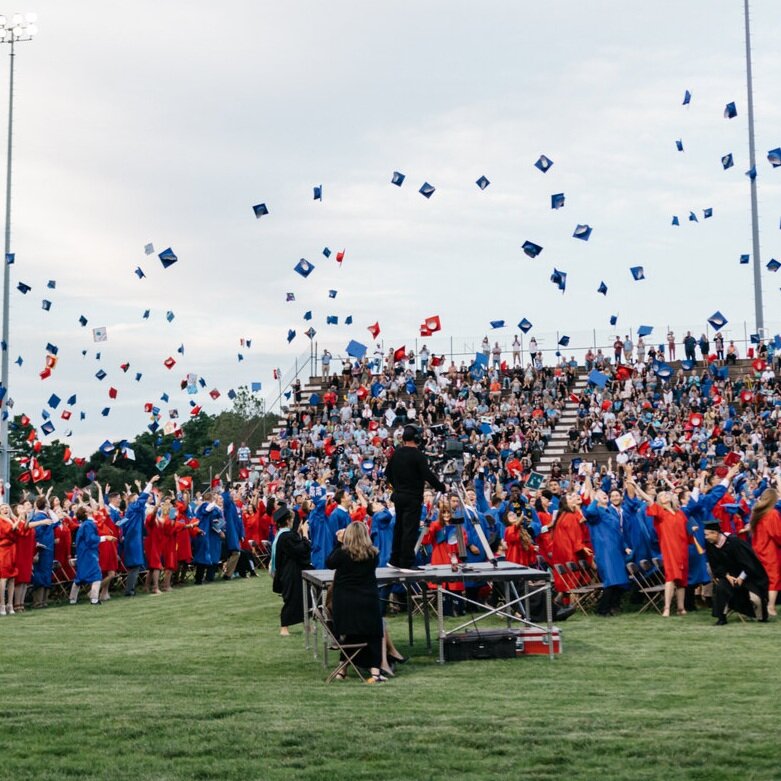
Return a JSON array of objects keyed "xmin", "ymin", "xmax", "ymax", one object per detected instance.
[
  {"xmin": 0, "ymin": 13, "xmax": 37, "ymax": 499},
  {"xmin": 744, "ymin": 0, "xmax": 764, "ymax": 334}
]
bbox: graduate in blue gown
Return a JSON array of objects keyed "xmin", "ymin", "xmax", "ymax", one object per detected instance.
[
  {"xmin": 310, "ymin": 490, "xmax": 351, "ymax": 569},
  {"xmin": 192, "ymin": 494, "xmax": 220, "ymax": 584},
  {"xmin": 221, "ymin": 488, "xmax": 245, "ymax": 579},
  {"xmin": 31, "ymin": 497, "xmax": 58, "ymax": 608},
  {"xmin": 118, "ymin": 476, "xmax": 158, "ymax": 596},
  {"xmin": 69, "ymin": 507, "xmax": 116, "ymax": 605}
]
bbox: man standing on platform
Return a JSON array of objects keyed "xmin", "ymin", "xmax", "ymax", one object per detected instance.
[{"xmin": 385, "ymin": 425, "xmax": 446, "ymax": 572}]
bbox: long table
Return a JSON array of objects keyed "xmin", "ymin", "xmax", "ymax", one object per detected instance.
[{"xmin": 302, "ymin": 562, "xmax": 555, "ymax": 664}]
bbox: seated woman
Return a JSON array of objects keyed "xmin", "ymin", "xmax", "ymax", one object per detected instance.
[{"xmin": 326, "ymin": 523, "xmax": 387, "ymax": 683}]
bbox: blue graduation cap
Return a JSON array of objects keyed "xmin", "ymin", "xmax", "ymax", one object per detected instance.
[
  {"xmin": 682, "ymin": 89, "xmax": 691, "ymax": 105},
  {"xmin": 558, "ymin": 335, "xmax": 570, "ymax": 347},
  {"xmin": 522, "ymin": 240, "xmax": 543, "ymax": 258},
  {"xmin": 41, "ymin": 300, "xmax": 52, "ymax": 311},
  {"xmin": 328, "ymin": 289, "xmax": 337, "ymax": 298},
  {"xmin": 305, "ymin": 326, "xmax": 316, "ymax": 339},
  {"xmin": 476, "ymin": 175, "xmax": 490, "ymax": 190},
  {"xmin": 746, "ymin": 166, "xmax": 757, "ymax": 180},
  {"xmin": 101, "ymin": 407, "xmax": 111, "ymax": 417},
  {"xmin": 78, "ymin": 315, "xmax": 88, "ymax": 327},
  {"xmin": 199, "ymin": 377, "xmax": 207, "ymax": 388},
  {"xmin": 143, "ymin": 309, "xmax": 150, "ymax": 319},
  {"xmin": 326, "ymin": 315, "xmax": 338, "ymax": 325},
  {"xmin": 95, "ymin": 369, "xmax": 107, "ymax": 380},
  {"xmin": 48, "ymin": 393, "xmax": 61, "ymax": 409},
  {"xmin": 740, "ymin": 254, "xmax": 749, "ymax": 264},
  {"xmin": 722, "ymin": 153, "xmax": 734, "ymax": 170},
  {"xmin": 67, "ymin": 394, "xmax": 76, "ymax": 405},
  {"xmin": 17, "ymin": 282, "xmax": 30, "ymax": 294},
  {"xmin": 573, "ymin": 224, "xmax": 592, "ymax": 241},
  {"xmin": 314, "ymin": 185, "xmax": 323, "ymax": 201},
  {"xmin": 551, "ymin": 268, "xmax": 567, "ymax": 292},
  {"xmin": 135, "ymin": 266, "xmax": 145, "ymax": 279},
  {"xmin": 534, "ymin": 154, "xmax": 553, "ymax": 173},
  {"xmin": 135, "ymin": 372, "xmax": 142, "ymax": 381},
  {"xmin": 46, "ymin": 343, "xmax": 59, "ymax": 355},
  {"xmin": 703, "ymin": 208, "xmax": 713, "ymax": 218},
  {"xmin": 675, "ymin": 139, "xmax": 684, "ymax": 152},
  {"xmin": 227, "ymin": 389, "xmax": 237, "ymax": 400},
  {"xmin": 637, "ymin": 325, "xmax": 653, "ymax": 337},
  {"xmin": 322, "ymin": 247, "xmax": 331, "ymax": 258},
  {"xmin": 287, "ymin": 329, "xmax": 296, "ymax": 343},
  {"xmin": 597, "ymin": 281, "xmax": 608, "ymax": 295},
  {"xmin": 5, "ymin": 252, "xmax": 13, "ymax": 264},
  {"xmin": 680, "ymin": 359, "xmax": 695, "ymax": 371},
  {"xmin": 166, "ymin": 310, "xmax": 175, "ymax": 322},
  {"xmin": 286, "ymin": 292, "xmax": 295, "ymax": 302},
  {"xmin": 479, "ymin": 422, "xmax": 493, "ymax": 436},
  {"xmin": 672, "ymin": 215, "xmax": 680, "ymax": 226},
  {"xmin": 345, "ymin": 340, "xmax": 367, "ymax": 359},
  {"xmin": 653, "ymin": 362, "xmax": 673, "ymax": 379},
  {"xmin": 767, "ymin": 259, "xmax": 780, "ymax": 272},
  {"xmin": 630, "ymin": 266, "xmax": 645, "ymax": 281},
  {"xmin": 473, "ymin": 352, "xmax": 488, "ymax": 368},
  {"xmin": 588, "ymin": 369, "xmax": 609, "ymax": 388},
  {"xmin": 724, "ymin": 101, "xmax": 737, "ymax": 119},
  {"xmin": 253, "ymin": 203, "xmax": 269, "ymax": 218},
  {"xmin": 294, "ymin": 258, "xmax": 314, "ymax": 278},
  {"xmin": 551, "ymin": 192, "xmax": 565, "ymax": 209},
  {"xmin": 14, "ymin": 356, "xmax": 22, "ymax": 366},
  {"xmin": 177, "ymin": 344, "xmax": 185, "ymax": 354},
  {"xmin": 47, "ymin": 280, "xmax": 56, "ymax": 289},
  {"xmin": 419, "ymin": 182, "xmax": 436, "ymax": 198},
  {"xmin": 237, "ymin": 353, "xmax": 244, "ymax": 362},
  {"xmin": 708, "ymin": 311, "xmax": 728, "ymax": 330},
  {"xmin": 391, "ymin": 171, "xmax": 405, "ymax": 186},
  {"xmin": 689, "ymin": 211, "xmax": 698, "ymax": 222},
  {"xmin": 251, "ymin": 382, "xmax": 262, "ymax": 392},
  {"xmin": 518, "ymin": 318, "xmax": 533, "ymax": 333},
  {"xmin": 490, "ymin": 320, "xmax": 505, "ymax": 329},
  {"xmin": 41, "ymin": 409, "xmax": 50, "ymax": 421},
  {"xmin": 161, "ymin": 392, "xmax": 170, "ymax": 402},
  {"xmin": 99, "ymin": 440, "xmax": 114, "ymax": 456},
  {"xmin": 768, "ymin": 148, "xmax": 781, "ymax": 167},
  {"xmin": 303, "ymin": 310, "xmax": 312, "ymax": 321},
  {"xmin": 158, "ymin": 248, "xmax": 178, "ymax": 268},
  {"xmin": 41, "ymin": 421, "xmax": 55, "ymax": 435},
  {"xmin": 345, "ymin": 315, "xmax": 353, "ymax": 325},
  {"xmin": 144, "ymin": 243, "xmax": 154, "ymax": 255}
]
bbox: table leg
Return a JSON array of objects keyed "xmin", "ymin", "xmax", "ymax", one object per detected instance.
[
  {"xmin": 407, "ymin": 584, "xmax": 414, "ymax": 647},
  {"xmin": 437, "ymin": 585, "xmax": 445, "ymax": 664},
  {"xmin": 546, "ymin": 577, "xmax": 554, "ymax": 661},
  {"xmin": 504, "ymin": 581, "xmax": 511, "ymax": 628},
  {"xmin": 422, "ymin": 583, "xmax": 431, "ymax": 651},
  {"xmin": 303, "ymin": 579, "xmax": 310, "ymax": 652},
  {"xmin": 321, "ymin": 587, "xmax": 329, "ymax": 668}
]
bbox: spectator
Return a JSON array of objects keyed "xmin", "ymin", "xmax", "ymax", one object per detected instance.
[
  {"xmin": 683, "ymin": 331, "xmax": 697, "ymax": 364},
  {"xmin": 636, "ymin": 337, "xmax": 646, "ymax": 364},
  {"xmin": 726, "ymin": 341, "xmax": 738, "ymax": 365},
  {"xmin": 322, "ymin": 349, "xmax": 332, "ymax": 378},
  {"xmin": 419, "ymin": 344, "xmax": 430, "ymax": 374},
  {"xmin": 623, "ymin": 335, "xmax": 633, "ymax": 364},
  {"xmin": 237, "ymin": 442, "xmax": 251, "ymax": 468},
  {"xmin": 667, "ymin": 330, "xmax": 676, "ymax": 360},
  {"xmin": 714, "ymin": 332, "xmax": 725, "ymax": 363},
  {"xmin": 491, "ymin": 342, "xmax": 502, "ymax": 369},
  {"xmin": 512, "ymin": 335, "xmax": 521, "ymax": 367},
  {"xmin": 698, "ymin": 333, "xmax": 710, "ymax": 361}
]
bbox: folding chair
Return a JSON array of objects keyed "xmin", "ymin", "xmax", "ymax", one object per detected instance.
[
  {"xmin": 312, "ymin": 602, "xmax": 368, "ymax": 683},
  {"xmin": 255, "ymin": 540, "xmax": 271, "ymax": 570},
  {"xmin": 407, "ymin": 581, "xmax": 435, "ymax": 618},
  {"xmin": 627, "ymin": 562, "xmax": 664, "ymax": 614}
]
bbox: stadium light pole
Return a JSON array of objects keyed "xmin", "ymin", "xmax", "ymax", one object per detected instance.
[
  {"xmin": 743, "ymin": 0, "xmax": 763, "ymax": 334},
  {"xmin": 0, "ymin": 13, "xmax": 37, "ymax": 499}
]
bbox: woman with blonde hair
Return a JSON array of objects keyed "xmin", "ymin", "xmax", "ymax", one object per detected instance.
[
  {"xmin": 749, "ymin": 487, "xmax": 781, "ymax": 616},
  {"xmin": 326, "ymin": 522, "xmax": 386, "ymax": 683}
]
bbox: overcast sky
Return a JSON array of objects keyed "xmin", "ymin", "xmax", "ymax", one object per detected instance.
[{"xmin": 3, "ymin": 0, "xmax": 781, "ymax": 456}]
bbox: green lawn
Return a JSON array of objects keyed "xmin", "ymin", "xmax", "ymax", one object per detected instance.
[{"xmin": 0, "ymin": 577, "xmax": 778, "ymax": 781}]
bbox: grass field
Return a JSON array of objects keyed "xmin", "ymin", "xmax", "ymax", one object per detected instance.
[{"xmin": 1, "ymin": 576, "xmax": 778, "ymax": 781}]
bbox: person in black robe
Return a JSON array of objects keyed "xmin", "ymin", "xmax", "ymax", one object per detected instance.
[
  {"xmin": 326, "ymin": 522, "xmax": 386, "ymax": 682},
  {"xmin": 704, "ymin": 520, "xmax": 769, "ymax": 625},
  {"xmin": 271, "ymin": 505, "xmax": 311, "ymax": 636}
]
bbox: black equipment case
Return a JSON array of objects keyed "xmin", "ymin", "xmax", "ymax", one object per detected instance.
[{"xmin": 442, "ymin": 629, "xmax": 517, "ymax": 662}]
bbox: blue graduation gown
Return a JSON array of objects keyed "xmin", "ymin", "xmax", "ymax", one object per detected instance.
[
  {"xmin": 311, "ymin": 504, "xmax": 350, "ymax": 570},
  {"xmin": 621, "ymin": 495, "xmax": 658, "ymax": 565},
  {"xmin": 32, "ymin": 512, "xmax": 56, "ymax": 588},
  {"xmin": 370, "ymin": 509, "xmax": 395, "ymax": 567},
  {"xmin": 74, "ymin": 518, "xmax": 102, "ymax": 585},
  {"xmin": 207, "ymin": 506, "xmax": 226, "ymax": 564},
  {"xmin": 118, "ymin": 491, "xmax": 149, "ymax": 569},
  {"xmin": 682, "ymin": 485, "xmax": 727, "ymax": 586},
  {"xmin": 222, "ymin": 491, "xmax": 244, "ymax": 552},
  {"xmin": 192, "ymin": 502, "xmax": 216, "ymax": 566},
  {"xmin": 583, "ymin": 501, "xmax": 630, "ymax": 588}
]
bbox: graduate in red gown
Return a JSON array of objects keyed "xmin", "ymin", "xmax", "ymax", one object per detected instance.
[
  {"xmin": 504, "ymin": 511, "xmax": 538, "ymax": 567},
  {"xmin": 144, "ymin": 503, "xmax": 165, "ymax": 595},
  {"xmin": 12, "ymin": 503, "xmax": 36, "ymax": 612},
  {"xmin": 94, "ymin": 507, "xmax": 120, "ymax": 602},
  {"xmin": 550, "ymin": 494, "xmax": 592, "ymax": 597},
  {"xmin": 174, "ymin": 491, "xmax": 194, "ymax": 582},
  {"xmin": 0, "ymin": 504, "xmax": 19, "ymax": 615},
  {"xmin": 749, "ymin": 487, "xmax": 781, "ymax": 617}
]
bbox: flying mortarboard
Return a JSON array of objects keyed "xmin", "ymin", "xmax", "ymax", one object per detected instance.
[
  {"xmin": 166, "ymin": 310, "xmax": 175, "ymax": 322},
  {"xmin": 294, "ymin": 258, "xmax": 314, "ymax": 278},
  {"xmin": 326, "ymin": 315, "xmax": 338, "ymax": 325},
  {"xmin": 682, "ymin": 89, "xmax": 691, "ymax": 105},
  {"xmin": 522, "ymin": 240, "xmax": 543, "ymax": 258},
  {"xmin": 101, "ymin": 407, "xmax": 110, "ymax": 417},
  {"xmin": 17, "ymin": 282, "xmax": 30, "ymax": 294},
  {"xmin": 47, "ymin": 280, "xmax": 56, "ymax": 289},
  {"xmin": 322, "ymin": 247, "xmax": 331, "ymax": 258},
  {"xmin": 708, "ymin": 311, "xmax": 728, "ymax": 330},
  {"xmin": 746, "ymin": 166, "xmax": 756, "ymax": 180},
  {"xmin": 630, "ymin": 266, "xmax": 645, "ymax": 281},
  {"xmin": 588, "ymin": 369, "xmax": 608, "ymax": 388},
  {"xmin": 722, "ymin": 153, "xmax": 734, "ymax": 170},
  {"xmin": 93, "ymin": 327, "xmax": 107, "ymax": 342},
  {"xmin": 314, "ymin": 185, "xmax": 323, "ymax": 201},
  {"xmin": 703, "ymin": 208, "xmax": 713, "ymax": 218},
  {"xmin": 67, "ymin": 394, "xmax": 76, "ymax": 405},
  {"xmin": 768, "ymin": 148, "xmax": 781, "ymax": 167},
  {"xmin": 303, "ymin": 310, "xmax": 312, "ymax": 321},
  {"xmin": 653, "ymin": 362, "xmax": 673, "ymax": 379},
  {"xmin": 368, "ymin": 322, "xmax": 381, "ymax": 339},
  {"xmin": 305, "ymin": 326, "xmax": 316, "ymax": 339},
  {"xmin": 425, "ymin": 315, "xmax": 441, "ymax": 332},
  {"xmin": 534, "ymin": 155, "xmax": 553, "ymax": 173},
  {"xmin": 767, "ymin": 259, "xmax": 780, "ymax": 272},
  {"xmin": 287, "ymin": 329, "xmax": 296, "ymax": 343},
  {"xmin": 5, "ymin": 252, "xmax": 13, "ymax": 264},
  {"xmin": 610, "ymin": 315, "xmax": 618, "ymax": 326},
  {"xmin": 237, "ymin": 353, "xmax": 243, "ymax": 361},
  {"xmin": 680, "ymin": 359, "xmax": 695, "ymax": 371},
  {"xmin": 573, "ymin": 224, "xmax": 592, "ymax": 241},
  {"xmin": 46, "ymin": 343, "xmax": 58, "ymax": 355},
  {"xmin": 135, "ymin": 267, "xmax": 145, "ymax": 279},
  {"xmin": 41, "ymin": 421, "xmax": 55, "ymax": 435},
  {"xmin": 419, "ymin": 182, "xmax": 436, "ymax": 198},
  {"xmin": 158, "ymin": 248, "xmax": 178, "ymax": 269},
  {"xmin": 143, "ymin": 309, "xmax": 150, "ymax": 319},
  {"xmin": 672, "ymin": 216, "xmax": 679, "ymax": 226},
  {"xmin": 285, "ymin": 292, "xmax": 295, "ymax": 302},
  {"xmin": 252, "ymin": 203, "xmax": 269, "ymax": 218},
  {"xmin": 345, "ymin": 315, "xmax": 353, "ymax": 325},
  {"xmin": 740, "ymin": 254, "xmax": 749, "ymax": 264},
  {"xmin": 41, "ymin": 300, "xmax": 51, "ymax": 311},
  {"xmin": 346, "ymin": 340, "xmax": 367, "ymax": 359},
  {"xmin": 490, "ymin": 320, "xmax": 505, "ymax": 329},
  {"xmin": 476, "ymin": 175, "xmax": 490, "ymax": 190},
  {"xmin": 551, "ymin": 268, "xmax": 567, "ymax": 292},
  {"xmin": 251, "ymin": 382, "xmax": 262, "ymax": 392},
  {"xmin": 95, "ymin": 369, "xmax": 107, "ymax": 380},
  {"xmin": 391, "ymin": 171, "xmax": 405, "ymax": 186},
  {"xmin": 637, "ymin": 325, "xmax": 653, "ymax": 337},
  {"xmin": 675, "ymin": 139, "xmax": 684, "ymax": 152},
  {"xmin": 144, "ymin": 243, "xmax": 154, "ymax": 255},
  {"xmin": 163, "ymin": 357, "xmax": 176, "ymax": 369},
  {"xmin": 328, "ymin": 289, "xmax": 337, "ymax": 298},
  {"xmin": 517, "ymin": 318, "xmax": 532, "ymax": 333},
  {"xmin": 335, "ymin": 249, "xmax": 345, "ymax": 264},
  {"xmin": 551, "ymin": 193, "xmax": 565, "ymax": 209},
  {"xmin": 689, "ymin": 211, "xmax": 698, "ymax": 222},
  {"xmin": 558, "ymin": 335, "xmax": 570, "ymax": 347},
  {"xmin": 78, "ymin": 315, "xmax": 88, "ymax": 327},
  {"xmin": 48, "ymin": 394, "xmax": 61, "ymax": 409},
  {"xmin": 597, "ymin": 281, "xmax": 608, "ymax": 295},
  {"xmin": 724, "ymin": 101, "xmax": 737, "ymax": 119}
]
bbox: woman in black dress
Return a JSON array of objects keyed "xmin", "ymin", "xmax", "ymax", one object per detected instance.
[
  {"xmin": 326, "ymin": 522, "xmax": 386, "ymax": 683},
  {"xmin": 271, "ymin": 505, "xmax": 311, "ymax": 636}
]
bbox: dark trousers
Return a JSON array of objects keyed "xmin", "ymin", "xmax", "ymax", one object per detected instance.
[
  {"xmin": 194, "ymin": 564, "xmax": 208, "ymax": 584},
  {"xmin": 124, "ymin": 566, "xmax": 141, "ymax": 596},
  {"xmin": 711, "ymin": 579, "xmax": 766, "ymax": 620},
  {"xmin": 389, "ymin": 493, "xmax": 422, "ymax": 569},
  {"xmin": 236, "ymin": 550, "xmax": 253, "ymax": 577},
  {"xmin": 597, "ymin": 585, "xmax": 623, "ymax": 615}
]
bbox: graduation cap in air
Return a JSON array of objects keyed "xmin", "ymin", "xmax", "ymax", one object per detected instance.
[
  {"xmin": 746, "ymin": 166, "xmax": 756, "ymax": 180},
  {"xmin": 101, "ymin": 407, "xmax": 110, "ymax": 417},
  {"xmin": 99, "ymin": 440, "xmax": 114, "ymax": 456},
  {"xmin": 518, "ymin": 318, "xmax": 532, "ymax": 334},
  {"xmin": 680, "ymin": 359, "xmax": 695, "ymax": 371},
  {"xmin": 135, "ymin": 266, "xmax": 145, "ymax": 279},
  {"xmin": 41, "ymin": 300, "xmax": 51, "ymax": 311},
  {"xmin": 573, "ymin": 224, "xmax": 592, "ymax": 241},
  {"xmin": 534, "ymin": 155, "xmax": 553, "ymax": 173},
  {"xmin": 95, "ymin": 369, "xmax": 107, "ymax": 380},
  {"xmin": 285, "ymin": 292, "xmax": 295, "ymax": 302},
  {"xmin": 41, "ymin": 421, "xmax": 55, "ymax": 435},
  {"xmin": 346, "ymin": 340, "xmax": 367, "ymax": 359},
  {"xmin": 708, "ymin": 311, "xmax": 728, "ymax": 330},
  {"xmin": 597, "ymin": 281, "xmax": 608, "ymax": 295},
  {"xmin": 328, "ymin": 289, "xmax": 337, "ymax": 298},
  {"xmin": 5, "ymin": 252, "xmax": 13, "ymax": 264},
  {"xmin": 67, "ymin": 394, "xmax": 77, "ymax": 405},
  {"xmin": 143, "ymin": 309, "xmax": 150, "ymax": 319},
  {"xmin": 724, "ymin": 101, "xmax": 737, "ymax": 119},
  {"xmin": 305, "ymin": 327, "xmax": 316, "ymax": 339},
  {"xmin": 166, "ymin": 311, "xmax": 175, "ymax": 322},
  {"xmin": 630, "ymin": 266, "xmax": 645, "ymax": 281},
  {"xmin": 551, "ymin": 193, "xmax": 565, "ymax": 210},
  {"xmin": 767, "ymin": 259, "xmax": 780, "ymax": 272},
  {"xmin": 419, "ymin": 182, "xmax": 435, "ymax": 198},
  {"xmin": 17, "ymin": 282, "xmax": 30, "ymax": 294},
  {"xmin": 683, "ymin": 89, "xmax": 691, "ymax": 105},
  {"xmin": 740, "ymin": 254, "xmax": 750, "ymax": 264},
  {"xmin": 78, "ymin": 315, "xmax": 88, "ymax": 327},
  {"xmin": 391, "ymin": 171, "xmax": 405, "ymax": 186},
  {"xmin": 476, "ymin": 175, "xmax": 490, "ymax": 190},
  {"xmin": 251, "ymin": 382, "xmax": 262, "ymax": 392},
  {"xmin": 345, "ymin": 315, "xmax": 353, "ymax": 325},
  {"xmin": 675, "ymin": 139, "xmax": 684, "ymax": 152},
  {"xmin": 93, "ymin": 327, "xmax": 107, "ymax": 342},
  {"xmin": 287, "ymin": 329, "xmax": 296, "ymax": 343},
  {"xmin": 768, "ymin": 148, "xmax": 781, "ymax": 168},
  {"xmin": 144, "ymin": 243, "xmax": 154, "ymax": 255},
  {"xmin": 610, "ymin": 315, "xmax": 618, "ymax": 326},
  {"xmin": 109, "ymin": 387, "xmax": 118, "ymax": 399},
  {"xmin": 163, "ymin": 357, "xmax": 176, "ymax": 369},
  {"xmin": 522, "ymin": 240, "xmax": 543, "ymax": 258},
  {"xmin": 335, "ymin": 249, "xmax": 345, "ymax": 264},
  {"xmin": 314, "ymin": 185, "xmax": 323, "ymax": 201},
  {"xmin": 158, "ymin": 248, "xmax": 178, "ymax": 269},
  {"xmin": 252, "ymin": 203, "xmax": 269, "ymax": 218},
  {"xmin": 47, "ymin": 280, "xmax": 56, "ymax": 289},
  {"xmin": 672, "ymin": 216, "xmax": 680, "ymax": 226},
  {"xmin": 303, "ymin": 310, "xmax": 312, "ymax": 321},
  {"xmin": 367, "ymin": 322, "xmax": 381, "ymax": 339},
  {"xmin": 703, "ymin": 208, "xmax": 713, "ymax": 219},
  {"xmin": 722, "ymin": 153, "xmax": 734, "ymax": 170},
  {"xmin": 550, "ymin": 269, "xmax": 567, "ymax": 292},
  {"xmin": 294, "ymin": 258, "xmax": 314, "ymax": 278},
  {"xmin": 637, "ymin": 325, "xmax": 653, "ymax": 337},
  {"xmin": 424, "ymin": 315, "xmax": 441, "ymax": 332},
  {"xmin": 237, "ymin": 353, "xmax": 244, "ymax": 362},
  {"xmin": 48, "ymin": 393, "xmax": 61, "ymax": 409},
  {"xmin": 322, "ymin": 247, "xmax": 331, "ymax": 258},
  {"xmin": 588, "ymin": 369, "xmax": 608, "ymax": 388},
  {"xmin": 490, "ymin": 320, "xmax": 505, "ymax": 329},
  {"xmin": 558, "ymin": 335, "xmax": 570, "ymax": 347},
  {"xmin": 326, "ymin": 315, "xmax": 338, "ymax": 325},
  {"xmin": 653, "ymin": 362, "xmax": 673, "ymax": 378},
  {"xmin": 689, "ymin": 211, "xmax": 698, "ymax": 223}
]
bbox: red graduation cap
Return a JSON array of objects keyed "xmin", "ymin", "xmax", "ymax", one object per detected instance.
[
  {"xmin": 73, "ymin": 457, "xmax": 86, "ymax": 467},
  {"xmin": 335, "ymin": 249, "xmax": 345, "ymax": 264},
  {"xmin": 238, "ymin": 467, "xmax": 249, "ymax": 480},
  {"xmin": 164, "ymin": 357, "xmax": 176, "ymax": 370},
  {"xmin": 144, "ymin": 402, "xmax": 153, "ymax": 413},
  {"xmin": 714, "ymin": 465, "xmax": 728, "ymax": 478},
  {"xmin": 17, "ymin": 471, "xmax": 31, "ymax": 484},
  {"xmin": 26, "ymin": 429, "xmax": 36, "ymax": 443},
  {"xmin": 32, "ymin": 441, "xmax": 42, "ymax": 453},
  {"xmin": 211, "ymin": 477, "xmax": 221, "ymax": 488},
  {"xmin": 368, "ymin": 322, "xmax": 381, "ymax": 339},
  {"xmin": 120, "ymin": 362, "xmax": 130, "ymax": 372},
  {"xmin": 46, "ymin": 355, "xmax": 57, "ymax": 369},
  {"xmin": 723, "ymin": 452, "xmax": 741, "ymax": 467},
  {"xmin": 368, "ymin": 420, "xmax": 379, "ymax": 431},
  {"xmin": 420, "ymin": 324, "xmax": 432, "ymax": 337},
  {"xmin": 615, "ymin": 366, "xmax": 632, "ymax": 382},
  {"xmin": 425, "ymin": 315, "xmax": 441, "ymax": 332},
  {"xmin": 39, "ymin": 367, "xmax": 51, "ymax": 380},
  {"xmin": 177, "ymin": 476, "xmax": 193, "ymax": 491},
  {"xmin": 269, "ymin": 447, "xmax": 282, "ymax": 461},
  {"xmin": 688, "ymin": 412, "xmax": 703, "ymax": 427},
  {"xmin": 185, "ymin": 457, "xmax": 200, "ymax": 469},
  {"xmin": 740, "ymin": 390, "xmax": 753, "ymax": 403},
  {"xmin": 63, "ymin": 447, "xmax": 71, "ymax": 463},
  {"xmin": 569, "ymin": 392, "xmax": 580, "ymax": 404},
  {"xmin": 707, "ymin": 354, "xmax": 718, "ymax": 363},
  {"xmin": 752, "ymin": 358, "xmax": 766, "ymax": 372},
  {"xmin": 393, "ymin": 346, "xmax": 406, "ymax": 363},
  {"xmin": 356, "ymin": 385, "xmax": 368, "ymax": 400},
  {"xmin": 637, "ymin": 440, "xmax": 650, "ymax": 455},
  {"xmin": 601, "ymin": 400, "xmax": 612, "ymax": 412},
  {"xmin": 430, "ymin": 355, "xmax": 444, "ymax": 367},
  {"xmin": 209, "ymin": 389, "xmax": 221, "ymax": 400},
  {"xmin": 20, "ymin": 414, "xmax": 30, "ymax": 426},
  {"xmin": 61, "ymin": 410, "xmax": 71, "ymax": 420},
  {"xmin": 109, "ymin": 387, "xmax": 118, "ymax": 399},
  {"xmin": 190, "ymin": 405, "xmax": 202, "ymax": 416}
]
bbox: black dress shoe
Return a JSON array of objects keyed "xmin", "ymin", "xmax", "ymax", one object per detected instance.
[
  {"xmin": 555, "ymin": 605, "xmax": 577, "ymax": 622},
  {"xmin": 715, "ymin": 616, "xmax": 728, "ymax": 626},
  {"xmin": 389, "ymin": 653, "xmax": 408, "ymax": 664}
]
